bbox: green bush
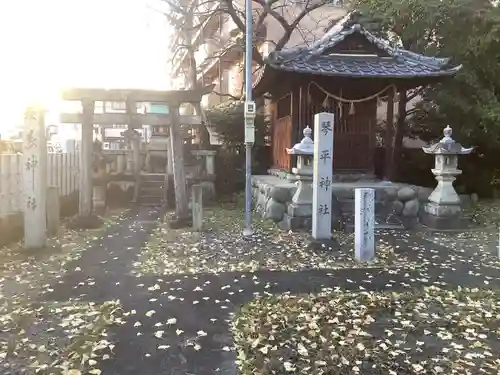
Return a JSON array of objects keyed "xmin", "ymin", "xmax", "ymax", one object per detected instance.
[
  {"xmin": 205, "ymin": 100, "xmax": 269, "ymax": 152},
  {"xmin": 206, "ymin": 101, "xmax": 271, "ymax": 197}
]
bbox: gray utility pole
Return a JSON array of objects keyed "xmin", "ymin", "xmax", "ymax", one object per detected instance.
[{"xmin": 243, "ymin": 0, "xmax": 256, "ymax": 237}]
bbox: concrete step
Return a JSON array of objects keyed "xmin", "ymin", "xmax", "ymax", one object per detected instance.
[
  {"xmin": 141, "ymin": 173, "xmax": 166, "ymax": 182},
  {"xmin": 141, "ymin": 187, "xmax": 164, "ymax": 196},
  {"xmin": 141, "ymin": 180, "xmax": 164, "ymax": 189},
  {"xmin": 138, "ymin": 195, "xmax": 164, "ymax": 206}
]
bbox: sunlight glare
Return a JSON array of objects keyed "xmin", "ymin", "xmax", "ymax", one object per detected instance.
[{"xmin": 1, "ymin": 0, "xmax": 171, "ymax": 131}]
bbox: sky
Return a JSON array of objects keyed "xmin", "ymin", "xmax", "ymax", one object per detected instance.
[{"xmin": 0, "ymin": 0, "xmax": 172, "ymax": 134}]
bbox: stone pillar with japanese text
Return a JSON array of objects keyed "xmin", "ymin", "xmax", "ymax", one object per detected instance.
[
  {"xmin": 354, "ymin": 188, "xmax": 375, "ymax": 262},
  {"xmin": 312, "ymin": 112, "xmax": 334, "ymax": 240},
  {"xmin": 22, "ymin": 107, "xmax": 48, "ymax": 249}
]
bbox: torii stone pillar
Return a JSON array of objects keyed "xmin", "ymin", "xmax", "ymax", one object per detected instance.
[
  {"xmin": 169, "ymin": 104, "xmax": 189, "ymax": 221},
  {"xmin": 79, "ymin": 99, "xmax": 95, "ymax": 218},
  {"xmin": 22, "ymin": 107, "xmax": 48, "ymax": 249}
]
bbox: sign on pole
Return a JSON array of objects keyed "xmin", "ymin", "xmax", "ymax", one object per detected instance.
[{"xmin": 244, "ymin": 101, "xmax": 256, "ymax": 144}]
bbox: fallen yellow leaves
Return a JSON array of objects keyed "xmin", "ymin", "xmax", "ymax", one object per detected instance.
[
  {"xmin": 0, "ymin": 210, "xmax": 127, "ymax": 375},
  {"xmin": 132, "ymin": 203, "xmax": 417, "ymax": 277},
  {"xmin": 232, "ymin": 287, "xmax": 500, "ymax": 375}
]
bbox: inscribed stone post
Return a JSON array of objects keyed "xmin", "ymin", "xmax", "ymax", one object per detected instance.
[
  {"xmin": 354, "ymin": 188, "xmax": 375, "ymax": 262},
  {"xmin": 23, "ymin": 107, "xmax": 48, "ymax": 249},
  {"xmin": 312, "ymin": 112, "xmax": 334, "ymax": 240},
  {"xmin": 192, "ymin": 184, "xmax": 203, "ymax": 231}
]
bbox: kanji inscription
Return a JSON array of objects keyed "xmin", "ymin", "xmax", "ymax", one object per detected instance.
[
  {"xmin": 312, "ymin": 112, "xmax": 335, "ymax": 240},
  {"xmin": 355, "ymin": 188, "xmax": 375, "ymax": 262}
]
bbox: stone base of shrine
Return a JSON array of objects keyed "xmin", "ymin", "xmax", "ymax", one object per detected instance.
[
  {"xmin": 267, "ymin": 168, "xmax": 378, "ymax": 183},
  {"xmin": 252, "ymin": 175, "xmax": 477, "ymax": 232}
]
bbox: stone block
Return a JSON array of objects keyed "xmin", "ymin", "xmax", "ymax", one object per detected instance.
[
  {"xmin": 265, "ymin": 199, "xmax": 286, "ymax": 222},
  {"xmin": 402, "ymin": 198, "xmax": 419, "ymax": 217},
  {"xmin": 279, "ymin": 214, "xmax": 312, "ymax": 231},
  {"xmin": 401, "ymin": 216, "xmax": 418, "ymax": 229},
  {"xmin": 398, "ymin": 187, "xmax": 417, "ymax": 202},
  {"xmin": 270, "ymin": 186, "xmax": 292, "ymax": 203},
  {"xmin": 381, "ymin": 186, "xmax": 399, "ymax": 201},
  {"xmin": 354, "ymin": 188, "xmax": 375, "ymax": 262},
  {"xmin": 287, "ymin": 202, "xmax": 313, "ymax": 217},
  {"xmin": 424, "ymin": 202, "xmax": 461, "ymax": 217},
  {"xmin": 420, "ymin": 212, "xmax": 462, "ymax": 230},
  {"xmin": 416, "ymin": 186, "xmax": 433, "ymax": 202},
  {"xmin": 392, "ymin": 200, "xmax": 404, "ymax": 215},
  {"xmin": 332, "ymin": 186, "xmax": 354, "ymax": 200},
  {"xmin": 192, "ymin": 184, "xmax": 203, "ymax": 231}
]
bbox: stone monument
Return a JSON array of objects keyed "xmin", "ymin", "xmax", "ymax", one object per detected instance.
[
  {"xmin": 23, "ymin": 107, "xmax": 48, "ymax": 249},
  {"xmin": 355, "ymin": 188, "xmax": 375, "ymax": 262},
  {"xmin": 312, "ymin": 112, "xmax": 335, "ymax": 244},
  {"xmin": 421, "ymin": 125, "xmax": 473, "ymax": 229},
  {"xmin": 281, "ymin": 126, "xmax": 314, "ymax": 230}
]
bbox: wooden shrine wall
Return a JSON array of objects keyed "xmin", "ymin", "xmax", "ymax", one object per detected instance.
[
  {"xmin": 303, "ymin": 98, "xmax": 377, "ymax": 172},
  {"xmin": 272, "ymin": 116, "xmax": 292, "ymax": 170}
]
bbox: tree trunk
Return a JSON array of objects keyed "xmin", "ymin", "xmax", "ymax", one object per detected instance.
[
  {"xmin": 393, "ymin": 89, "xmax": 407, "ymax": 180},
  {"xmin": 184, "ymin": 6, "xmax": 211, "ymax": 148},
  {"xmin": 384, "ymin": 89, "xmax": 395, "ymax": 180}
]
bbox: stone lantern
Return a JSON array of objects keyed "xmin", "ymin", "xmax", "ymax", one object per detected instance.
[
  {"xmin": 283, "ymin": 126, "xmax": 314, "ymax": 228},
  {"xmin": 421, "ymin": 125, "xmax": 473, "ymax": 229}
]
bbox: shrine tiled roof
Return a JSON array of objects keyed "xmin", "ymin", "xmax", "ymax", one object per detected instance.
[{"xmin": 260, "ymin": 11, "xmax": 461, "ymax": 79}]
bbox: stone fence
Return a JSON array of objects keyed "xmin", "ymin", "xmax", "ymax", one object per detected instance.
[
  {"xmin": 252, "ymin": 175, "xmax": 478, "ymax": 231},
  {"xmin": 0, "ymin": 152, "xmax": 80, "ymax": 245}
]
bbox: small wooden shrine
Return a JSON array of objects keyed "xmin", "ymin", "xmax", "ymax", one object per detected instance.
[{"xmin": 253, "ymin": 11, "xmax": 461, "ymax": 175}]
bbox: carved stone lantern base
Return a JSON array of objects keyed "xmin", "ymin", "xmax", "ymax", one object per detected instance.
[
  {"xmin": 421, "ymin": 172, "xmax": 464, "ymax": 230},
  {"xmin": 421, "ymin": 202, "xmax": 463, "ymax": 230}
]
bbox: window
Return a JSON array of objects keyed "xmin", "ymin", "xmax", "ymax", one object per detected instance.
[{"xmin": 110, "ymin": 102, "xmax": 126, "ymax": 111}]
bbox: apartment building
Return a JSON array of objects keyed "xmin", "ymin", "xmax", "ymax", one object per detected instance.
[{"xmin": 169, "ymin": 0, "xmax": 347, "ymax": 108}]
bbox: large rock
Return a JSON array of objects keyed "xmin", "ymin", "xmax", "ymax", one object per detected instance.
[
  {"xmin": 270, "ymin": 186, "xmax": 291, "ymax": 203},
  {"xmin": 332, "ymin": 186, "xmax": 354, "ymax": 200},
  {"xmin": 416, "ymin": 186, "xmax": 433, "ymax": 202},
  {"xmin": 255, "ymin": 193, "xmax": 268, "ymax": 215},
  {"xmin": 392, "ymin": 200, "xmax": 404, "ymax": 215},
  {"xmin": 265, "ymin": 199, "xmax": 286, "ymax": 222},
  {"xmin": 402, "ymin": 198, "xmax": 419, "ymax": 217},
  {"xmin": 398, "ymin": 187, "xmax": 417, "ymax": 202},
  {"xmin": 375, "ymin": 185, "xmax": 398, "ymax": 202}
]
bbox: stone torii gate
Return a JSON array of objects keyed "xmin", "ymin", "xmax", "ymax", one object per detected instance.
[{"xmin": 59, "ymin": 86, "xmax": 213, "ymax": 227}]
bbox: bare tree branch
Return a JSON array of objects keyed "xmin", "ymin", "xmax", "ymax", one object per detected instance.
[{"xmin": 212, "ymin": 91, "xmax": 242, "ymax": 100}]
